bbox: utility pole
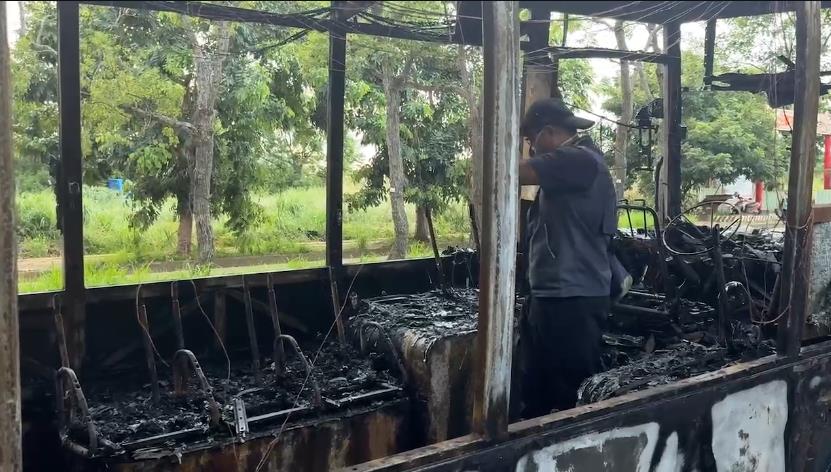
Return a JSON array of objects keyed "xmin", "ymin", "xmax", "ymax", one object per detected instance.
[{"xmin": 0, "ymin": 2, "xmax": 24, "ymax": 469}]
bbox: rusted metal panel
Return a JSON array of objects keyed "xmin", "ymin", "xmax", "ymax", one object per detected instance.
[
  {"xmin": 351, "ymin": 291, "xmax": 479, "ymax": 443},
  {"xmin": 68, "ymin": 399, "xmax": 412, "ymax": 472},
  {"xmin": 402, "ymin": 333, "xmax": 476, "ymax": 442}
]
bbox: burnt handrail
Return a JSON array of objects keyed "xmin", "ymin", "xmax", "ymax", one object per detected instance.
[
  {"xmin": 358, "ymin": 321, "xmax": 409, "ymax": 385},
  {"xmin": 276, "ymin": 335, "xmax": 322, "ymax": 407},
  {"xmin": 55, "ymin": 367, "xmax": 98, "ymax": 455},
  {"xmin": 267, "ymin": 274, "xmax": 286, "ymax": 374},
  {"xmin": 52, "ymin": 295, "xmax": 70, "ymax": 369},
  {"xmin": 171, "ymin": 349, "xmax": 222, "ymax": 426},
  {"xmin": 617, "ymin": 202, "xmax": 673, "ymax": 300}
]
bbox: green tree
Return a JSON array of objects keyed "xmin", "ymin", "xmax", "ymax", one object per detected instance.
[
  {"xmin": 601, "ymin": 44, "xmax": 786, "ymax": 202},
  {"xmin": 347, "ymin": 85, "xmax": 468, "ymax": 241},
  {"xmin": 13, "ymin": 3, "xmax": 322, "ymax": 261}
]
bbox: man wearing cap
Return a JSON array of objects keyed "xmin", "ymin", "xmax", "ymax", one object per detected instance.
[{"xmin": 518, "ymin": 98, "xmax": 618, "ymax": 416}]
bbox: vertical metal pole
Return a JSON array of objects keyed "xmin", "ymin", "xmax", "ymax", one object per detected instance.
[
  {"xmin": 328, "ymin": 266, "xmax": 346, "ymax": 345},
  {"xmin": 326, "ymin": 2, "xmax": 347, "ymax": 345},
  {"xmin": 703, "ymin": 19, "xmax": 716, "ymax": 85},
  {"xmin": 266, "ymin": 275, "xmax": 285, "ymax": 374},
  {"xmin": 171, "ymin": 282, "xmax": 185, "ymax": 350},
  {"xmin": 777, "ymin": 1, "xmax": 821, "ymax": 358},
  {"xmin": 137, "ymin": 303, "xmax": 160, "ymax": 404},
  {"xmin": 0, "ymin": 3, "xmax": 23, "ymax": 468},
  {"xmin": 326, "ymin": 2, "xmax": 346, "ymax": 270},
  {"xmin": 53, "ymin": 296, "xmax": 71, "ymax": 368},
  {"xmin": 213, "ymin": 289, "xmax": 227, "ymax": 353},
  {"xmin": 242, "ymin": 277, "xmax": 262, "ymax": 381},
  {"xmin": 472, "ymin": 0, "xmax": 520, "ymax": 440},
  {"xmin": 662, "ymin": 22, "xmax": 683, "ymax": 220},
  {"xmin": 425, "ymin": 207, "xmax": 447, "ymax": 290},
  {"xmin": 58, "ymin": 1, "xmax": 86, "ymax": 372}
]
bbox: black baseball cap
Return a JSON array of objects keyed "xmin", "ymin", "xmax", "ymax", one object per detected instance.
[{"xmin": 520, "ymin": 98, "xmax": 595, "ymax": 138}]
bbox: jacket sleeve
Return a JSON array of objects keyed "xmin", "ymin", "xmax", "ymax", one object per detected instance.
[{"xmin": 527, "ymin": 146, "xmax": 599, "ymax": 195}]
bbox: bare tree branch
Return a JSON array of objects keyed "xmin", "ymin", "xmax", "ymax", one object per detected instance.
[
  {"xmin": 613, "ymin": 20, "xmax": 633, "ymax": 198},
  {"xmin": 636, "ymin": 26, "xmax": 659, "ymax": 99},
  {"xmin": 83, "ymin": 91, "xmax": 195, "ymax": 133}
]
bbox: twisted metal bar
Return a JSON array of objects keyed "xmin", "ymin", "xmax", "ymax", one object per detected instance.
[
  {"xmin": 358, "ymin": 321, "xmax": 409, "ymax": 385},
  {"xmin": 55, "ymin": 367, "xmax": 98, "ymax": 455},
  {"xmin": 171, "ymin": 349, "xmax": 222, "ymax": 426},
  {"xmin": 277, "ymin": 335, "xmax": 321, "ymax": 407}
]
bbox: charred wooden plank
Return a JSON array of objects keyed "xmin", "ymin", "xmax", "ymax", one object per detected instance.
[
  {"xmin": 472, "ymin": 1, "xmax": 520, "ymax": 440},
  {"xmin": 777, "ymin": 1, "xmax": 821, "ymax": 357}
]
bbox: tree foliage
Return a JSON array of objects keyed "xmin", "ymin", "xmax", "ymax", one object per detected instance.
[
  {"xmin": 13, "ymin": 2, "xmax": 325, "ymax": 254},
  {"xmin": 601, "ymin": 38, "xmax": 788, "ymax": 200},
  {"xmin": 347, "ymin": 86, "xmax": 468, "ymax": 213}
]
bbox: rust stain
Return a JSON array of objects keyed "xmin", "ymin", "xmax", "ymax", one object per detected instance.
[{"xmin": 101, "ymin": 401, "xmax": 409, "ymax": 472}]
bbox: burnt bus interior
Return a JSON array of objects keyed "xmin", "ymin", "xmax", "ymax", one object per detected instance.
[{"xmin": 13, "ymin": 1, "xmax": 831, "ymax": 471}]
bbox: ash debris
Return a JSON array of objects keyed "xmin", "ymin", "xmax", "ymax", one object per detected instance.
[
  {"xmin": 810, "ymin": 285, "xmax": 831, "ymax": 330},
  {"xmin": 578, "ymin": 341, "xmax": 726, "ymax": 404},
  {"xmin": 351, "ymin": 288, "xmax": 480, "ymax": 342},
  {"xmin": 77, "ymin": 341, "xmax": 399, "ymax": 451},
  {"xmin": 578, "ymin": 294, "xmax": 776, "ymax": 405},
  {"xmin": 579, "ymin": 223, "xmax": 783, "ymax": 405}
]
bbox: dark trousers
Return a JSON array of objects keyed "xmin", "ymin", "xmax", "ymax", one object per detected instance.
[{"xmin": 521, "ymin": 296, "xmax": 608, "ymax": 417}]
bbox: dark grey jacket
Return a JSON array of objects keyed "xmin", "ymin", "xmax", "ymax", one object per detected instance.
[{"xmin": 526, "ymin": 137, "xmax": 617, "ymax": 298}]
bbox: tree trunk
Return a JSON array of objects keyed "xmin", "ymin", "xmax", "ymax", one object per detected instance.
[
  {"xmin": 458, "ymin": 45, "xmax": 483, "ymax": 246},
  {"xmin": 188, "ymin": 21, "xmax": 230, "ymax": 263},
  {"xmin": 176, "ymin": 76, "xmax": 194, "ymax": 257},
  {"xmin": 176, "ymin": 193, "xmax": 193, "ymax": 256},
  {"xmin": 634, "ymin": 62, "xmax": 652, "ymax": 99},
  {"xmin": 414, "ymin": 205, "xmax": 430, "ymax": 242},
  {"xmin": 0, "ymin": 3, "xmax": 22, "ymax": 467},
  {"xmin": 17, "ymin": 2, "xmax": 26, "ymax": 36},
  {"xmin": 649, "ymin": 25, "xmax": 668, "ymax": 216},
  {"xmin": 190, "ymin": 128, "xmax": 214, "ymax": 262},
  {"xmin": 381, "ymin": 60, "xmax": 409, "ymax": 260},
  {"xmin": 613, "ymin": 21, "xmax": 633, "ymax": 199},
  {"xmin": 636, "ymin": 26, "xmax": 660, "ymax": 99},
  {"xmin": 191, "ymin": 58, "xmax": 216, "ymax": 263}
]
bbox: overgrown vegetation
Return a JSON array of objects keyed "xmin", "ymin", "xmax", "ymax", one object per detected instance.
[{"xmin": 11, "ymin": 2, "xmax": 830, "ymax": 293}]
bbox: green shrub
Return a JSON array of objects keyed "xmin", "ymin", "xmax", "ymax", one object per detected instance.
[
  {"xmin": 19, "ymin": 236, "xmax": 53, "ymax": 257},
  {"xmin": 16, "ymin": 191, "xmax": 59, "ymax": 240}
]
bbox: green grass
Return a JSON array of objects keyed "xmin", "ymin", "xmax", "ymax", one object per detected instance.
[
  {"xmin": 617, "ymin": 209, "xmax": 656, "ymax": 231},
  {"xmin": 17, "ymin": 239, "xmax": 453, "ymax": 293},
  {"xmin": 18, "ymin": 182, "xmax": 695, "ymax": 293},
  {"xmin": 16, "ymin": 184, "xmax": 473, "ymax": 293}
]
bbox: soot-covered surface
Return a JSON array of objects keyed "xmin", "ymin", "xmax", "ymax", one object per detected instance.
[
  {"xmin": 80, "ymin": 342, "xmax": 399, "ymax": 449},
  {"xmin": 352, "ymin": 287, "xmax": 774, "ymax": 410},
  {"xmin": 579, "ymin": 294, "xmax": 776, "ymax": 405},
  {"xmin": 352, "ymin": 288, "xmax": 480, "ymax": 343}
]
